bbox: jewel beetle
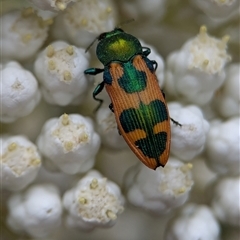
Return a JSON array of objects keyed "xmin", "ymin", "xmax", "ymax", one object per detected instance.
[{"xmin": 84, "ymin": 28, "xmax": 181, "ymax": 170}]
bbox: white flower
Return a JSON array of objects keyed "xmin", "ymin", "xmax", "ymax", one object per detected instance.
[
  {"xmin": 95, "ymin": 106, "xmax": 127, "ymax": 150},
  {"xmin": 0, "ymin": 9, "xmax": 50, "ymax": 61},
  {"xmin": 190, "ymin": 157, "xmax": 217, "ymax": 202},
  {"xmin": 191, "ymin": 0, "xmax": 239, "ymax": 19},
  {"xmin": 37, "ymin": 114, "xmax": 100, "ymax": 174},
  {"xmin": 34, "ymin": 41, "xmax": 90, "ymax": 106},
  {"xmin": 213, "ymin": 63, "xmax": 240, "ymax": 118},
  {"xmin": 27, "ymin": 5, "xmax": 58, "ymax": 20},
  {"xmin": 0, "ymin": 135, "xmax": 41, "ymax": 191},
  {"xmin": 210, "ymin": 176, "xmax": 240, "ymax": 227},
  {"xmin": 165, "ymin": 26, "xmax": 231, "ymax": 106},
  {"xmin": 62, "ymin": 0, "xmax": 117, "ymax": 47},
  {"xmin": 168, "ymin": 102, "xmax": 210, "ymax": 161},
  {"xmin": 36, "ymin": 167, "xmax": 76, "ymax": 194},
  {"xmin": 63, "ymin": 170, "xmax": 124, "ymax": 230},
  {"xmin": 119, "ymin": 0, "xmax": 167, "ymax": 23},
  {"xmin": 205, "ymin": 117, "xmax": 240, "ymax": 175},
  {"xmin": 164, "ymin": 203, "xmax": 220, "ymax": 240},
  {"xmin": 7, "ymin": 184, "xmax": 62, "ymax": 238},
  {"xmin": 0, "ymin": 61, "xmax": 41, "ymax": 123},
  {"xmin": 124, "ymin": 157, "xmax": 193, "ymax": 214},
  {"xmin": 29, "ymin": 0, "xmax": 76, "ymax": 11}
]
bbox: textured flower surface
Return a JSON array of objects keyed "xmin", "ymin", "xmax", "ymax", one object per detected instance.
[
  {"xmin": 1, "ymin": 0, "xmax": 239, "ymax": 240},
  {"xmin": 63, "ymin": 170, "xmax": 125, "ymax": 230},
  {"xmin": 0, "ymin": 62, "xmax": 41, "ymax": 123},
  {"xmin": 34, "ymin": 41, "xmax": 91, "ymax": 105}
]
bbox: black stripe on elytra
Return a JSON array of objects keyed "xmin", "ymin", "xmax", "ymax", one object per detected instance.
[
  {"xmin": 103, "ymin": 67, "xmax": 113, "ymax": 85},
  {"xmin": 119, "ymin": 100, "xmax": 168, "ymax": 163},
  {"xmin": 135, "ymin": 132, "xmax": 167, "ymax": 164}
]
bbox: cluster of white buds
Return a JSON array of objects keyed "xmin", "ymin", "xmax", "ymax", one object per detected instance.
[
  {"xmin": 1, "ymin": 1, "xmax": 238, "ymax": 239},
  {"xmin": 37, "ymin": 113, "xmax": 100, "ymax": 174}
]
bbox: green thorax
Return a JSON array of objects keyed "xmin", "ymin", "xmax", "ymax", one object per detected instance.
[{"xmin": 96, "ymin": 28, "xmax": 142, "ymax": 66}]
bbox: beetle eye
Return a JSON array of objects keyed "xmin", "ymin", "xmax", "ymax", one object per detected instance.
[{"xmin": 98, "ymin": 32, "xmax": 107, "ymax": 41}]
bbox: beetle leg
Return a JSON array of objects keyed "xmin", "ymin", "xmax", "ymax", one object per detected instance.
[
  {"xmin": 160, "ymin": 90, "xmax": 181, "ymax": 126},
  {"xmin": 84, "ymin": 68, "xmax": 104, "ymax": 75},
  {"xmin": 171, "ymin": 118, "xmax": 182, "ymax": 127},
  {"xmin": 161, "ymin": 89, "xmax": 166, "ymax": 99},
  {"xmin": 109, "ymin": 103, "xmax": 114, "ymax": 113},
  {"xmin": 93, "ymin": 81, "xmax": 105, "ymax": 111},
  {"xmin": 151, "ymin": 60, "xmax": 158, "ymax": 71},
  {"xmin": 142, "ymin": 47, "xmax": 151, "ymax": 56},
  {"xmin": 117, "ymin": 126, "xmax": 122, "ymax": 135}
]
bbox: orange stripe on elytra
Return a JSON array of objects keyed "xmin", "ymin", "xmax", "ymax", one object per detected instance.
[
  {"xmin": 109, "ymin": 63, "xmax": 124, "ymax": 80},
  {"xmin": 153, "ymin": 122, "xmax": 169, "ymax": 134},
  {"xmin": 124, "ymin": 129, "xmax": 147, "ymax": 141}
]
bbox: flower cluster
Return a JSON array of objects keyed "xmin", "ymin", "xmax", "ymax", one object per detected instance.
[{"xmin": 1, "ymin": 0, "xmax": 239, "ymax": 240}]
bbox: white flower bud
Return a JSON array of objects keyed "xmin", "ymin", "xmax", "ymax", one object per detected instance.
[
  {"xmin": 124, "ymin": 158, "xmax": 193, "ymax": 214},
  {"xmin": 213, "ymin": 63, "xmax": 240, "ymax": 118},
  {"xmin": 29, "ymin": 0, "xmax": 76, "ymax": 12},
  {"xmin": 0, "ymin": 61, "xmax": 41, "ymax": 123},
  {"xmin": 34, "ymin": 41, "xmax": 90, "ymax": 106},
  {"xmin": 168, "ymin": 102, "xmax": 210, "ymax": 161},
  {"xmin": 37, "ymin": 114, "xmax": 100, "ymax": 174},
  {"xmin": 165, "ymin": 204, "xmax": 220, "ymax": 240},
  {"xmin": 62, "ymin": 0, "xmax": 117, "ymax": 47},
  {"xmin": 7, "ymin": 184, "xmax": 62, "ymax": 238},
  {"xmin": 0, "ymin": 135, "xmax": 41, "ymax": 191},
  {"xmin": 119, "ymin": 0, "xmax": 167, "ymax": 22},
  {"xmin": 165, "ymin": 26, "xmax": 231, "ymax": 106},
  {"xmin": 191, "ymin": 0, "xmax": 239, "ymax": 19},
  {"xmin": 0, "ymin": 9, "xmax": 50, "ymax": 61},
  {"xmin": 63, "ymin": 170, "xmax": 124, "ymax": 230},
  {"xmin": 96, "ymin": 106, "xmax": 127, "ymax": 150},
  {"xmin": 210, "ymin": 176, "xmax": 240, "ymax": 227},
  {"xmin": 206, "ymin": 117, "xmax": 240, "ymax": 175}
]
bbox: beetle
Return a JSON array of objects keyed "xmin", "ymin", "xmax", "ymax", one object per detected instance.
[{"xmin": 84, "ymin": 28, "xmax": 181, "ymax": 170}]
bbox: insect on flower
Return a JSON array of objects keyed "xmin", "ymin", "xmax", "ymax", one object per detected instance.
[{"xmin": 84, "ymin": 28, "xmax": 181, "ymax": 170}]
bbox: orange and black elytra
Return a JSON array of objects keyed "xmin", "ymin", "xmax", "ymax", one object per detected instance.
[{"xmin": 84, "ymin": 28, "xmax": 181, "ymax": 170}]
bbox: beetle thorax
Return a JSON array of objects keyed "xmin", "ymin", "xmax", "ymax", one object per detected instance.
[{"xmin": 96, "ymin": 33, "xmax": 142, "ymax": 65}]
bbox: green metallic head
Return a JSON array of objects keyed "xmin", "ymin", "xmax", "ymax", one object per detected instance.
[{"xmin": 96, "ymin": 28, "xmax": 142, "ymax": 65}]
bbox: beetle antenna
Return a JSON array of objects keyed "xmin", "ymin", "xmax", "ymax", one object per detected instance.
[
  {"xmin": 116, "ymin": 18, "xmax": 135, "ymax": 28},
  {"xmin": 85, "ymin": 36, "xmax": 99, "ymax": 53}
]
